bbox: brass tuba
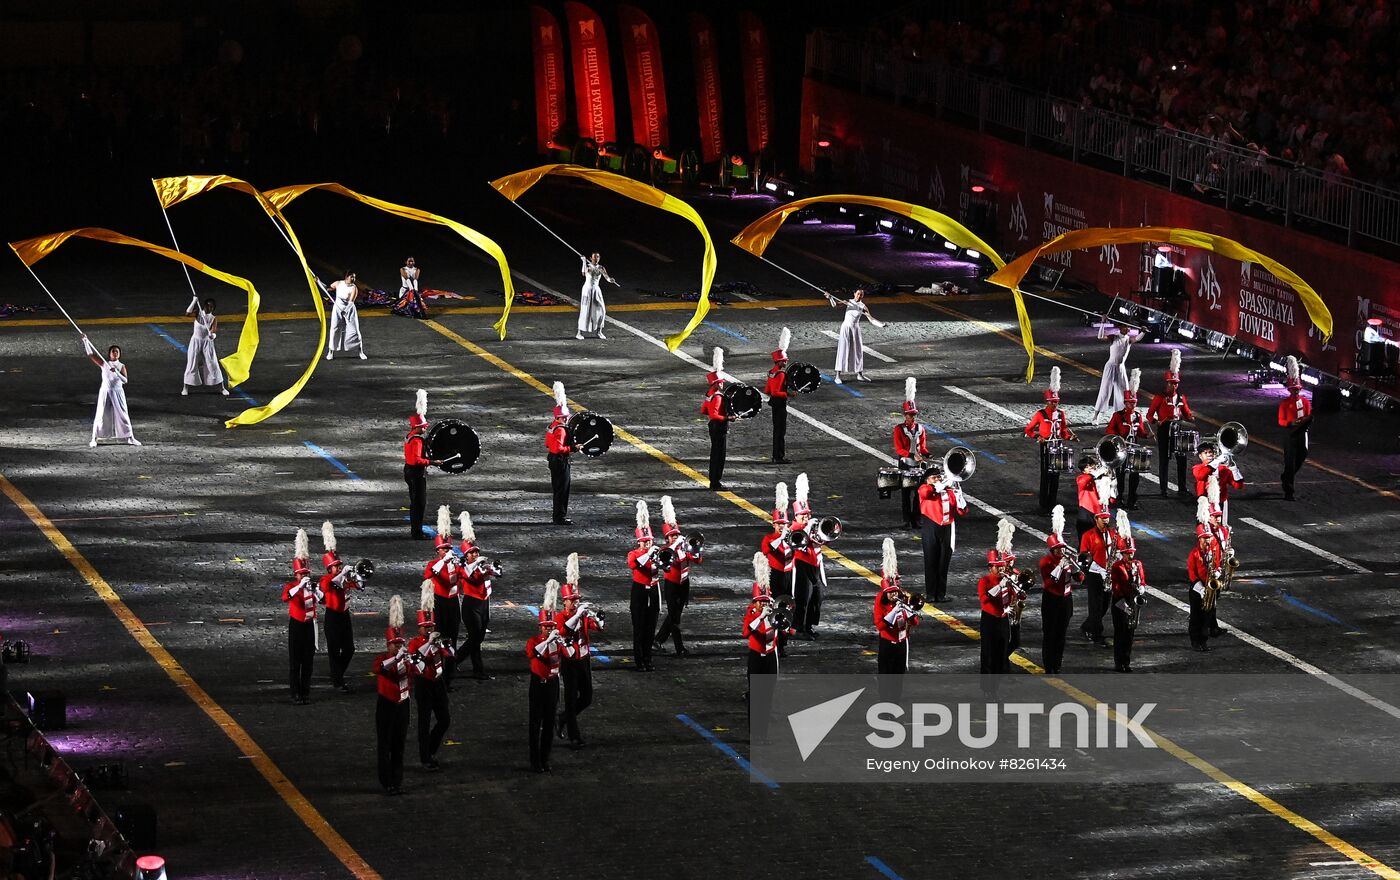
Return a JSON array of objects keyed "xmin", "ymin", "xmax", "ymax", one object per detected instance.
[
  {"xmin": 926, "ymin": 446, "xmax": 976, "ymax": 483},
  {"xmin": 1213, "ymin": 421, "xmax": 1249, "ymax": 468},
  {"xmin": 1095, "ymin": 434, "xmax": 1128, "ymax": 469}
]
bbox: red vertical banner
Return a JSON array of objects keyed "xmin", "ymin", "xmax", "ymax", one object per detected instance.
[
  {"xmin": 617, "ymin": 5, "xmax": 670, "ymax": 149},
  {"xmin": 688, "ymin": 12, "xmax": 725, "ymax": 163},
  {"xmin": 564, "ymin": 1, "xmax": 617, "ymax": 144},
  {"xmin": 738, "ymin": 11, "xmax": 773, "ymax": 155},
  {"xmin": 529, "ymin": 5, "xmax": 567, "ymax": 153}
]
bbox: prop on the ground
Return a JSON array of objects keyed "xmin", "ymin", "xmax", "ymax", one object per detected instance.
[
  {"xmin": 0, "ymin": 303, "xmax": 51, "ymax": 319},
  {"xmin": 331, "ymin": 287, "xmax": 472, "ymax": 317},
  {"xmin": 636, "ymin": 287, "xmax": 732, "ymax": 305}
]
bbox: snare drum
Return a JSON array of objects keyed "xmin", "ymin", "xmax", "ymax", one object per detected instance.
[
  {"xmin": 1044, "ymin": 440, "xmax": 1074, "ymax": 473},
  {"xmin": 877, "ymin": 468, "xmax": 903, "ymax": 499},
  {"xmin": 900, "ymin": 468, "xmax": 924, "ymax": 490},
  {"xmin": 1126, "ymin": 443, "xmax": 1154, "ymax": 473},
  {"xmin": 1170, "ymin": 423, "xmax": 1199, "ymax": 459}
]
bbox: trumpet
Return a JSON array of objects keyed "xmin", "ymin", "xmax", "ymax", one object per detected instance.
[
  {"xmin": 1059, "ymin": 549, "xmax": 1092, "ymax": 577},
  {"xmin": 684, "ymin": 530, "xmax": 705, "ymax": 556},
  {"xmin": 577, "ymin": 602, "xmax": 607, "ymax": 625},
  {"xmin": 654, "ymin": 546, "xmax": 677, "ymax": 572},
  {"xmin": 352, "ymin": 558, "xmax": 375, "ymax": 583},
  {"xmin": 896, "ymin": 589, "xmax": 928, "ymax": 612}
]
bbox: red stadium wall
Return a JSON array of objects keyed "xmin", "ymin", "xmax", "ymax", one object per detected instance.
[{"xmin": 800, "ymin": 78, "xmax": 1400, "ymax": 376}]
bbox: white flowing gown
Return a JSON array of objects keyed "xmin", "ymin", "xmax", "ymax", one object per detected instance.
[
  {"xmin": 578, "ymin": 263, "xmax": 608, "ymax": 334},
  {"xmin": 834, "ymin": 300, "xmax": 867, "ymax": 374},
  {"xmin": 400, "ymin": 265, "xmax": 419, "ymax": 295},
  {"xmin": 1093, "ymin": 334, "xmax": 1133, "ymax": 421},
  {"xmin": 328, "ymin": 281, "xmax": 363, "ymax": 353},
  {"xmin": 183, "ymin": 311, "xmax": 224, "ymax": 387},
  {"xmin": 92, "ymin": 359, "xmax": 136, "ymax": 443}
]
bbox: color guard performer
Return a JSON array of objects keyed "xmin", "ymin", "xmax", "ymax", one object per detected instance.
[
  {"xmin": 1279, "ymin": 355, "xmax": 1312, "ymax": 501},
  {"xmin": 373, "ymin": 596, "xmax": 423, "ymax": 795},
  {"xmin": 547, "ymin": 381, "xmax": 574, "ymax": 525},
  {"xmin": 1105, "ymin": 368, "xmax": 1152, "ymax": 510},
  {"xmin": 917, "ymin": 465, "xmax": 967, "ymax": 603},
  {"xmin": 1108, "ymin": 517, "xmax": 1148, "ymax": 672},
  {"xmin": 322, "ymin": 271, "xmax": 366, "ymax": 360},
  {"xmin": 1039, "ymin": 506, "xmax": 1082, "ymax": 674},
  {"xmin": 396, "ymin": 256, "xmax": 426, "ymax": 318},
  {"xmin": 1091, "ymin": 325, "xmax": 1139, "ymax": 424},
  {"xmin": 761, "ymin": 483, "xmax": 796, "ymax": 655},
  {"xmin": 1147, "ymin": 349, "xmax": 1194, "ymax": 497},
  {"xmin": 556, "ymin": 554, "xmax": 603, "ymax": 748},
  {"xmin": 703, "ymin": 348, "xmax": 731, "ymax": 490},
  {"xmin": 458, "ymin": 511, "xmax": 500, "ymax": 681},
  {"xmin": 319, "ymin": 521, "xmax": 360, "ymax": 693},
  {"xmin": 82, "ymin": 338, "xmax": 140, "ymax": 447},
  {"xmin": 978, "ymin": 522, "xmax": 1015, "ymax": 675},
  {"xmin": 409, "ymin": 583, "xmax": 453, "ymax": 770},
  {"xmin": 766, "ymin": 327, "xmax": 792, "ymax": 464},
  {"xmin": 1024, "ymin": 367, "xmax": 1077, "ymax": 513},
  {"xmin": 576, "ymin": 252, "xmax": 616, "ymax": 340},
  {"xmin": 404, "ymin": 390, "xmax": 442, "ymax": 539},
  {"xmin": 791, "ymin": 473, "xmax": 826, "ymax": 639},
  {"xmin": 282, "ymin": 530, "xmax": 322, "ymax": 705},
  {"xmin": 526, "ymin": 581, "xmax": 563, "ymax": 772},
  {"xmin": 1193, "ymin": 443, "xmax": 1243, "ymax": 524},
  {"xmin": 1187, "ymin": 504, "xmax": 1216, "ymax": 653},
  {"xmin": 181, "ymin": 296, "xmax": 229, "ymax": 396},
  {"xmin": 654, "ymin": 496, "xmax": 701, "ymax": 656},
  {"xmin": 423, "ymin": 506, "xmax": 462, "ymax": 686},
  {"xmin": 874, "ymin": 537, "xmax": 920, "ymax": 699},
  {"xmin": 627, "ymin": 501, "xmax": 662, "ymax": 671},
  {"xmin": 1078, "ymin": 505, "xmax": 1116, "ymax": 647},
  {"xmin": 744, "ymin": 553, "xmax": 779, "ymax": 743},
  {"xmin": 894, "ymin": 378, "xmax": 931, "ymax": 529}
]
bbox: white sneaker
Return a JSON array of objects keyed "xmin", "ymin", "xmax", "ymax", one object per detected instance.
[
  {"xmin": 833, "ymin": 372, "xmax": 843, "ymax": 384},
  {"xmin": 597, "ymin": 331, "xmax": 606, "ymax": 340},
  {"xmin": 221, "ymin": 388, "xmax": 230, "ymax": 396},
  {"xmin": 181, "ymin": 387, "xmax": 188, "ymax": 396},
  {"xmin": 359, "ymin": 351, "xmax": 367, "ymax": 360},
  {"xmin": 325, "ymin": 352, "xmax": 334, "ymax": 361},
  {"xmin": 89, "ymin": 439, "xmax": 98, "ymax": 448},
  {"xmin": 575, "ymin": 332, "xmax": 584, "ymax": 340},
  {"xmin": 127, "ymin": 438, "xmax": 142, "ymax": 446}
]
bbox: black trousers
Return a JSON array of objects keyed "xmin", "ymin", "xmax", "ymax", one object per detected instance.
[
  {"xmin": 1115, "ymin": 463, "xmax": 1140, "ymax": 508},
  {"xmin": 460, "ymin": 596, "xmax": 487, "ymax": 677},
  {"xmin": 288, "ymin": 618, "xmax": 314, "ymax": 700},
  {"xmin": 548, "ymin": 452, "xmax": 571, "ymax": 522},
  {"xmin": 920, "ymin": 518, "xmax": 953, "ymax": 601},
  {"xmin": 1008, "ymin": 620, "xmax": 1022, "ymax": 658},
  {"xmin": 1076, "ymin": 506, "xmax": 1096, "ymax": 543},
  {"xmin": 528, "ymin": 676, "xmax": 560, "ymax": 769},
  {"xmin": 708, "ymin": 419, "xmax": 728, "ymax": 486},
  {"xmin": 876, "ymin": 638, "xmax": 908, "ymax": 703},
  {"xmin": 414, "ymin": 677, "xmax": 450, "ymax": 763},
  {"xmin": 794, "ymin": 560, "xmax": 823, "ymax": 631},
  {"xmin": 655, "ymin": 578, "xmax": 690, "ymax": 652},
  {"xmin": 630, "ymin": 584, "xmax": 660, "ymax": 666},
  {"xmin": 1282, "ymin": 427, "xmax": 1308, "ymax": 498},
  {"xmin": 375, "ymin": 696, "xmax": 410, "ymax": 789},
  {"xmin": 900, "ymin": 487, "xmax": 919, "ymax": 528},
  {"xmin": 1157, "ymin": 427, "xmax": 1189, "ymax": 496},
  {"xmin": 1188, "ymin": 588, "xmax": 1218, "ymax": 647},
  {"xmin": 1081, "ymin": 572, "xmax": 1109, "ymax": 641},
  {"xmin": 323, "ymin": 609, "xmax": 354, "ymax": 688},
  {"xmin": 1038, "ymin": 443, "xmax": 1061, "ymax": 512},
  {"xmin": 771, "ymin": 567, "xmax": 795, "ymax": 651},
  {"xmin": 560, "ymin": 657, "xmax": 593, "ymax": 742},
  {"xmin": 771, "ymin": 397, "xmax": 787, "ymax": 460},
  {"xmin": 404, "ymin": 464, "xmax": 427, "ymax": 537},
  {"xmin": 979, "ymin": 612, "xmax": 1010, "ymax": 674},
  {"xmin": 436, "ymin": 596, "xmax": 461, "ymax": 685},
  {"xmin": 1111, "ymin": 605, "xmax": 1135, "ymax": 669},
  {"xmin": 747, "ymin": 651, "xmax": 778, "ymax": 741},
  {"xmin": 1040, "ymin": 591, "xmax": 1073, "ymax": 673}
]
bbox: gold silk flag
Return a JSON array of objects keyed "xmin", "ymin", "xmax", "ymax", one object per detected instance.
[
  {"xmin": 490, "ymin": 164, "xmax": 717, "ymax": 351},
  {"xmin": 152, "ymin": 175, "xmax": 325, "ymax": 428},
  {"xmin": 9, "ymin": 227, "xmax": 263, "ymax": 387},
  {"xmin": 987, "ymin": 226, "xmax": 1333, "ymax": 342},
  {"xmin": 731, "ymin": 194, "xmax": 1038, "ymax": 382},
  {"xmin": 262, "ymin": 182, "xmax": 517, "ymax": 340}
]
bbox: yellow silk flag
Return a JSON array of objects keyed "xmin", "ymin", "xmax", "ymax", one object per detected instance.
[
  {"xmin": 263, "ymin": 183, "xmax": 517, "ymax": 339},
  {"xmin": 9, "ymin": 227, "xmax": 262, "ymax": 387},
  {"xmin": 152, "ymin": 175, "xmax": 324, "ymax": 428},
  {"xmin": 987, "ymin": 226, "xmax": 1333, "ymax": 342},
  {"xmin": 731, "ymin": 194, "xmax": 1038, "ymax": 382},
  {"xmin": 490, "ymin": 164, "xmax": 717, "ymax": 351}
]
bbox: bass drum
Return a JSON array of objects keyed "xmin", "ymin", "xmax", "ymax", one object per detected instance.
[
  {"xmin": 566, "ymin": 411, "xmax": 614, "ymax": 458},
  {"xmin": 723, "ymin": 384, "xmax": 764, "ymax": 420},
  {"xmin": 784, "ymin": 362, "xmax": 822, "ymax": 394},
  {"xmin": 426, "ymin": 419, "xmax": 481, "ymax": 473}
]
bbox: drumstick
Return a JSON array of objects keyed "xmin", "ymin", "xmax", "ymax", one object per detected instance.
[
  {"xmin": 574, "ymin": 433, "xmax": 600, "ymax": 450},
  {"xmin": 439, "ymin": 453, "xmax": 462, "ymax": 463}
]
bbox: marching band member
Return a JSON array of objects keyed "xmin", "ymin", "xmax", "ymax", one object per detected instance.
[
  {"xmin": 978, "ymin": 522, "xmax": 1015, "ymax": 675},
  {"xmin": 83, "ymin": 338, "xmax": 140, "ymax": 447},
  {"xmin": 791, "ymin": 474, "xmax": 826, "ymax": 639},
  {"xmin": 894, "ymin": 377, "xmax": 931, "ymax": 529},
  {"xmin": 1147, "ymin": 349, "xmax": 1194, "ymax": 497},
  {"xmin": 1091, "ymin": 325, "xmax": 1139, "ymax": 424},
  {"xmin": 282, "ymin": 531, "xmax": 322, "ymax": 704},
  {"xmin": 760, "ymin": 483, "xmax": 796, "ymax": 655},
  {"xmin": 181, "ymin": 296, "xmax": 229, "ymax": 396},
  {"xmin": 1025, "ymin": 367, "xmax": 1077, "ymax": 513},
  {"xmin": 576, "ymin": 252, "xmax": 615, "ymax": 340},
  {"xmin": 1187, "ymin": 502, "xmax": 1216, "ymax": 652},
  {"xmin": 404, "ymin": 390, "xmax": 442, "ymax": 540},
  {"xmin": 1077, "ymin": 504, "xmax": 1116, "ymax": 648},
  {"xmin": 1279, "ymin": 355, "xmax": 1312, "ymax": 501},
  {"xmin": 917, "ymin": 464, "xmax": 967, "ymax": 603},
  {"xmin": 322, "ymin": 271, "xmax": 366, "ymax": 360},
  {"xmin": 373, "ymin": 596, "xmax": 423, "ymax": 794},
  {"xmin": 458, "ymin": 511, "xmax": 500, "ymax": 681},
  {"xmin": 319, "ymin": 521, "xmax": 360, "ymax": 693},
  {"xmin": 874, "ymin": 537, "xmax": 920, "ymax": 697},
  {"xmin": 1192, "ymin": 442, "xmax": 1243, "ymax": 524},
  {"xmin": 1038, "ymin": 506, "xmax": 1082, "ymax": 674},
  {"xmin": 654, "ymin": 496, "xmax": 701, "ymax": 656},
  {"xmin": 557, "ymin": 554, "xmax": 603, "ymax": 748},
  {"xmin": 744, "ymin": 553, "xmax": 779, "ymax": 743},
  {"xmin": 409, "ymin": 583, "xmax": 453, "ymax": 771},
  {"xmin": 526, "ymin": 581, "xmax": 563, "ymax": 772},
  {"xmin": 703, "ymin": 348, "xmax": 731, "ymax": 491},
  {"xmin": 1105, "ymin": 368, "xmax": 1152, "ymax": 510},
  {"xmin": 423, "ymin": 506, "xmax": 462, "ymax": 686},
  {"xmin": 1074, "ymin": 455, "xmax": 1109, "ymax": 540},
  {"xmin": 546, "ymin": 381, "xmax": 574, "ymax": 525},
  {"xmin": 766, "ymin": 327, "xmax": 792, "ymax": 464},
  {"xmin": 397, "ymin": 256, "xmax": 425, "ymax": 318},
  {"xmin": 1109, "ymin": 517, "xmax": 1148, "ymax": 672},
  {"xmin": 1205, "ymin": 476, "xmax": 1231, "ymax": 640},
  {"xmin": 627, "ymin": 501, "xmax": 663, "ymax": 671},
  {"xmin": 1000, "ymin": 522, "xmax": 1029, "ymax": 661}
]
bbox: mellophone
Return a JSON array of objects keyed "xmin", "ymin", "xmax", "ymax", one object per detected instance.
[{"xmin": 876, "ymin": 446, "xmax": 975, "ymax": 499}]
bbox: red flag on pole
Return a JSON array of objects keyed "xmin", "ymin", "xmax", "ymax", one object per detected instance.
[
  {"xmin": 738, "ymin": 11, "xmax": 773, "ymax": 155},
  {"xmin": 564, "ymin": 1, "xmax": 617, "ymax": 144},
  {"xmin": 688, "ymin": 12, "xmax": 725, "ymax": 163},
  {"xmin": 618, "ymin": 5, "xmax": 670, "ymax": 149},
  {"xmin": 530, "ymin": 5, "xmax": 567, "ymax": 153}
]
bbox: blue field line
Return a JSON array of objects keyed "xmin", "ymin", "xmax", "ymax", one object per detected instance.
[
  {"xmin": 1280, "ymin": 592, "xmax": 1353, "ymax": 628},
  {"xmin": 593, "ymin": 654, "xmax": 613, "ymax": 663},
  {"xmin": 1131, "ymin": 521, "xmax": 1169, "ymax": 541},
  {"xmin": 675, "ymin": 713, "xmax": 780, "ymax": 790},
  {"xmin": 702, "ymin": 320, "xmax": 750, "ymax": 341},
  {"xmin": 926, "ymin": 424, "xmax": 1005, "ymax": 464},
  {"xmin": 146, "ymin": 323, "xmax": 188, "ymax": 353},
  {"xmin": 865, "ymin": 856, "xmax": 905, "ymax": 880},
  {"xmin": 524, "ymin": 605, "xmax": 540, "ymax": 616},
  {"xmin": 819, "ymin": 374, "xmax": 865, "ymax": 397},
  {"xmin": 229, "ymin": 388, "xmax": 259, "ymax": 405},
  {"xmin": 302, "ymin": 441, "xmax": 361, "ymax": 480}
]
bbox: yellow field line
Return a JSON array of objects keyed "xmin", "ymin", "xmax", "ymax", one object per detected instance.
[
  {"xmin": 0, "ymin": 472, "xmax": 380, "ymax": 880},
  {"xmin": 422, "ymin": 316, "xmax": 1399, "ymax": 879}
]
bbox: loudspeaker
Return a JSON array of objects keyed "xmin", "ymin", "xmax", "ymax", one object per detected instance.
[
  {"xmin": 1313, "ymin": 384, "xmax": 1342, "ymax": 412},
  {"xmin": 32, "ymin": 690, "xmax": 66, "ymax": 730},
  {"xmin": 113, "ymin": 803, "xmax": 158, "ymax": 850}
]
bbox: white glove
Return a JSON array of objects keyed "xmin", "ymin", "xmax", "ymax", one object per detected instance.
[{"xmin": 1229, "ymin": 465, "xmax": 1242, "ymax": 481}]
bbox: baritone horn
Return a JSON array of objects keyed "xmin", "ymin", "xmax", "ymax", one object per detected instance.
[
  {"xmin": 1213, "ymin": 421, "xmax": 1249, "ymax": 466},
  {"xmin": 1095, "ymin": 434, "xmax": 1127, "ymax": 469},
  {"xmin": 926, "ymin": 446, "xmax": 976, "ymax": 483}
]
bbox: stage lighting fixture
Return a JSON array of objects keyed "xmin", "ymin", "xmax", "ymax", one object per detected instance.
[
  {"xmin": 764, "ymin": 180, "xmax": 779, "ymax": 191},
  {"xmin": 1268, "ymin": 360, "xmax": 1286, "ymax": 372},
  {"xmin": 970, "ymin": 185, "xmax": 985, "ymax": 193},
  {"xmin": 1176, "ymin": 324, "xmax": 1197, "ymax": 339},
  {"xmin": 878, "ymin": 219, "xmax": 894, "ymax": 229},
  {"xmin": 965, "ymin": 249, "xmax": 981, "ymax": 260},
  {"xmin": 1302, "ymin": 371, "xmax": 1319, "ymax": 386},
  {"xmin": 943, "ymin": 240, "xmax": 958, "ymax": 252},
  {"xmin": 837, "ymin": 206, "xmax": 847, "ymax": 213},
  {"xmin": 135, "ymin": 855, "xmax": 167, "ymax": 880},
  {"xmin": 817, "ymin": 139, "xmax": 831, "ymax": 148}
]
